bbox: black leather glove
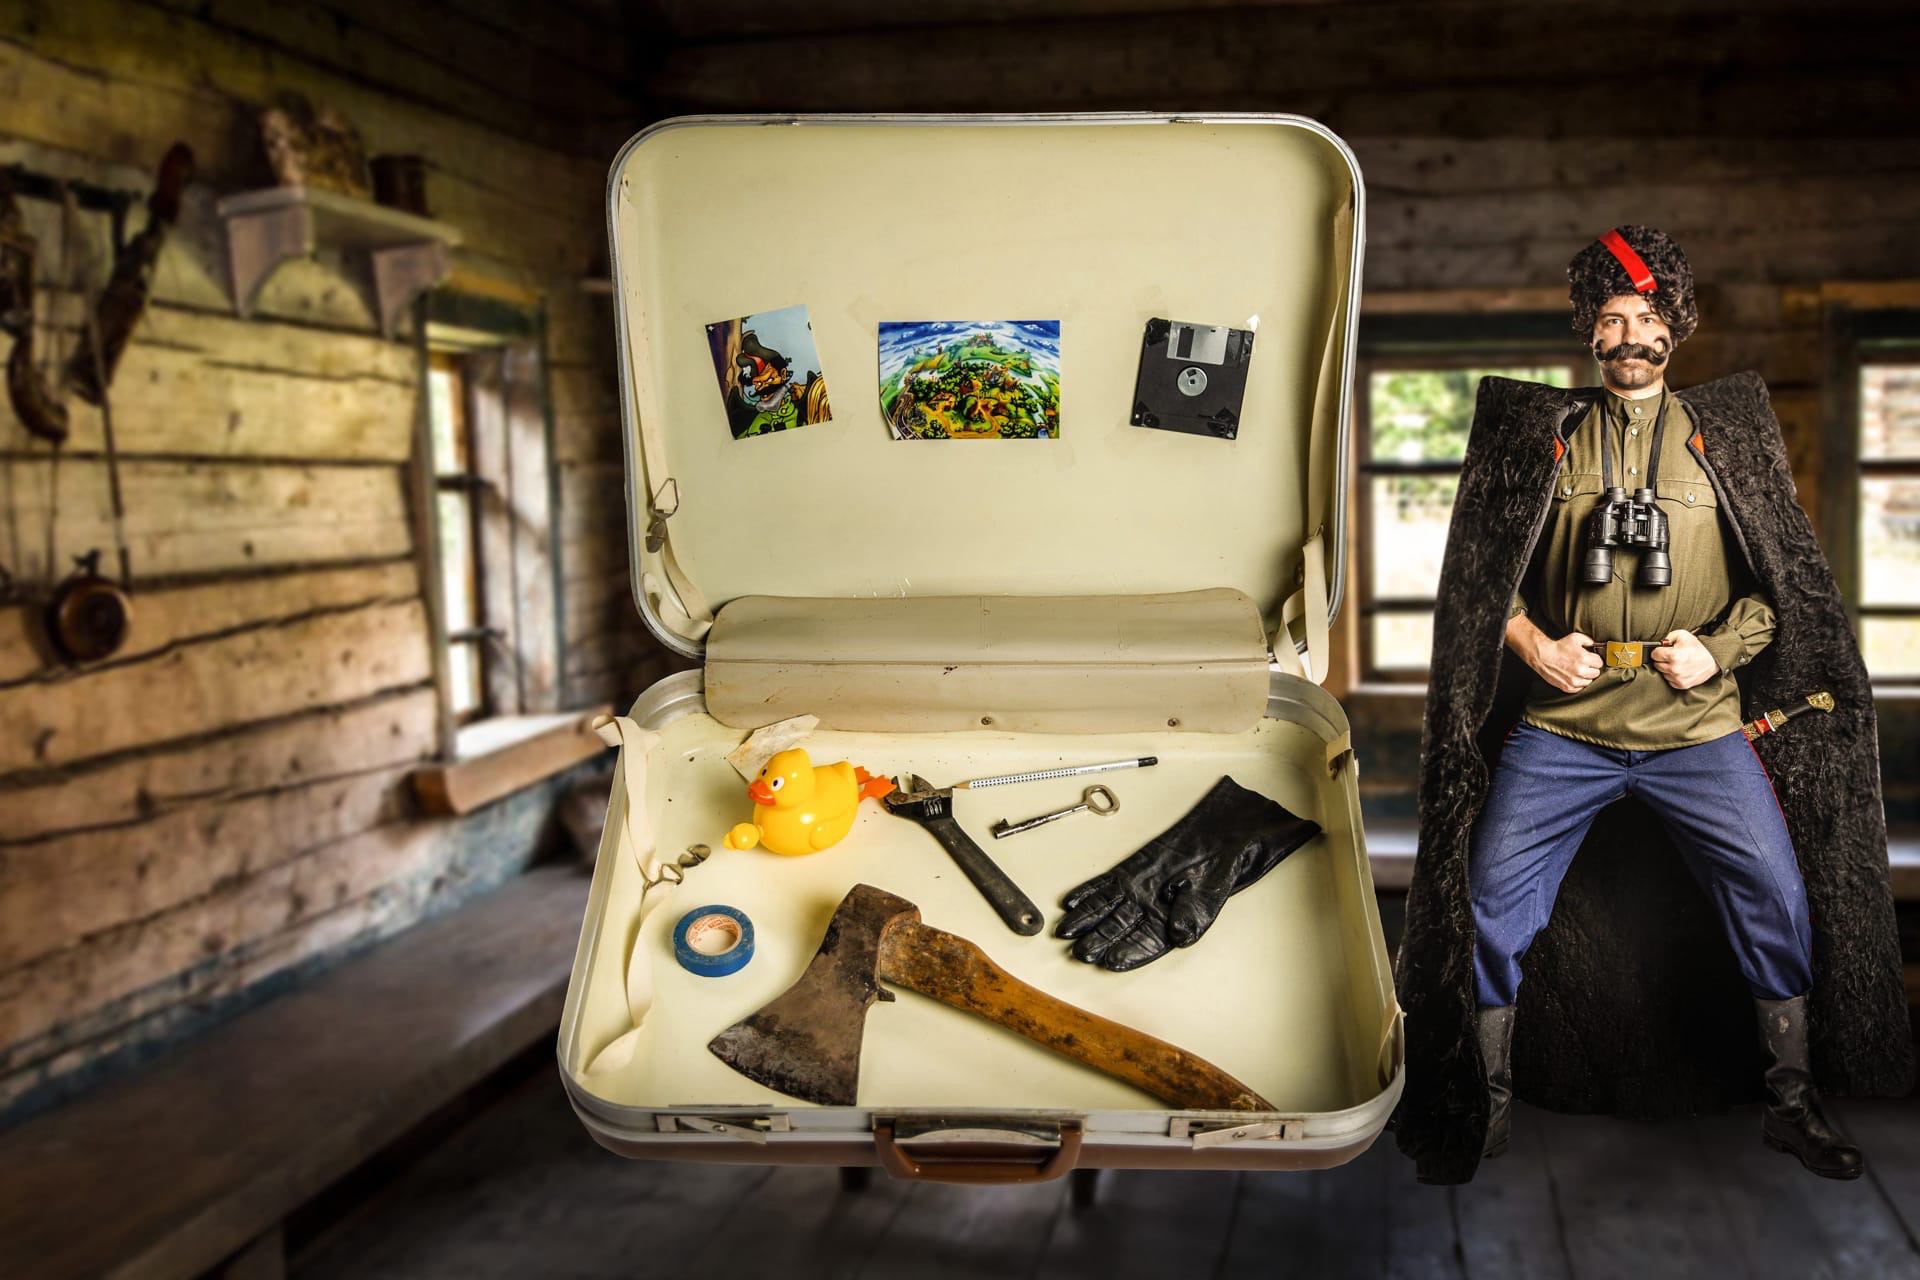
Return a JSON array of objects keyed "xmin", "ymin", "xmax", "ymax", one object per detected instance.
[{"xmin": 1055, "ymin": 776, "xmax": 1319, "ymax": 971}]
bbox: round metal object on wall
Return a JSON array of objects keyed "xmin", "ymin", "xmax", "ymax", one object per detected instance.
[{"xmin": 46, "ymin": 569, "xmax": 132, "ymax": 663}]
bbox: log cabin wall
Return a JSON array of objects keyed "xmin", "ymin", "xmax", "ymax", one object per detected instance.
[{"xmin": 0, "ymin": 0, "xmax": 676, "ymax": 1122}]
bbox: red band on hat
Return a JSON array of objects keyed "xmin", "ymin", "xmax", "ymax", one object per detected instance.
[{"xmin": 1598, "ymin": 230, "xmax": 1657, "ymax": 294}]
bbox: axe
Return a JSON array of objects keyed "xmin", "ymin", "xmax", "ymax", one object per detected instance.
[{"xmin": 708, "ymin": 883, "xmax": 1273, "ymax": 1111}]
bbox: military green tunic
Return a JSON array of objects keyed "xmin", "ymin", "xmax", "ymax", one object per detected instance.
[{"xmin": 1509, "ymin": 387, "xmax": 1775, "ymax": 750}]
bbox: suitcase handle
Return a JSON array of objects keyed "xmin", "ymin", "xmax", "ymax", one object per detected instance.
[{"xmin": 873, "ymin": 1120, "xmax": 1083, "ymax": 1185}]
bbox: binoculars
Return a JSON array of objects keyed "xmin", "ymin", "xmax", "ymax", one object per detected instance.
[{"xmin": 1583, "ymin": 486, "xmax": 1671, "ymax": 588}]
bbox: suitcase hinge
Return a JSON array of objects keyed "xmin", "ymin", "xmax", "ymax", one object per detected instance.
[
  {"xmin": 654, "ymin": 1112, "xmax": 792, "ymax": 1143},
  {"xmin": 1168, "ymin": 1117, "xmax": 1294, "ymax": 1147}
]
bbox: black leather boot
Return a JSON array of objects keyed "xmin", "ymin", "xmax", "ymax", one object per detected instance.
[
  {"xmin": 1755, "ymin": 995, "xmax": 1863, "ymax": 1180},
  {"xmin": 1478, "ymin": 1004, "xmax": 1515, "ymax": 1159}
]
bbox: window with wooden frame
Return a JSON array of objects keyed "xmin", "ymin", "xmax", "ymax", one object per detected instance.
[
  {"xmin": 1355, "ymin": 315, "xmax": 1586, "ymax": 683},
  {"xmin": 415, "ymin": 288, "xmax": 563, "ymax": 755},
  {"xmin": 1855, "ymin": 344, "xmax": 1920, "ymax": 681},
  {"xmin": 426, "ymin": 351, "xmax": 489, "ymax": 721}
]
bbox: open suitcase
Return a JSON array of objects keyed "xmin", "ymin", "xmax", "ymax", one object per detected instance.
[{"xmin": 557, "ymin": 113, "xmax": 1403, "ymax": 1183}]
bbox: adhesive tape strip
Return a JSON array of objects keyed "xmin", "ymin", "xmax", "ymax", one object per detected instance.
[{"xmin": 673, "ymin": 905, "xmax": 755, "ymax": 978}]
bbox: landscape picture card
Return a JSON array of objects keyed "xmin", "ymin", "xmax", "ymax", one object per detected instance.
[
  {"xmin": 878, "ymin": 321, "xmax": 1061, "ymax": 440},
  {"xmin": 705, "ymin": 304, "xmax": 834, "ymax": 440}
]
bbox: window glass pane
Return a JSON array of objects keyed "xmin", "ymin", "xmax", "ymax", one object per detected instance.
[
  {"xmin": 437, "ymin": 491, "xmax": 477, "ymax": 631},
  {"xmin": 1860, "ymin": 616, "xmax": 1920, "ymax": 679},
  {"xmin": 1367, "ymin": 364, "xmax": 1576, "ymax": 463},
  {"xmin": 1861, "ymin": 364, "xmax": 1920, "ymax": 461},
  {"xmin": 1860, "ymin": 476, "xmax": 1920, "ymax": 606},
  {"xmin": 428, "ymin": 365, "xmax": 465, "ymax": 474},
  {"xmin": 1371, "ymin": 612, "xmax": 1434, "ymax": 670},
  {"xmin": 448, "ymin": 639, "xmax": 483, "ymax": 717},
  {"xmin": 1370, "ymin": 475, "xmax": 1457, "ymax": 598}
]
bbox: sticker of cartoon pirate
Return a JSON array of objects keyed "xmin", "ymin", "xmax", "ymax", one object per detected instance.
[{"xmin": 705, "ymin": 304, "xmax": 833, "ymax": 440}]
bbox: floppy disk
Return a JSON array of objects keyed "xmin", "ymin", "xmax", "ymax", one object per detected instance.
[{"xmin": 1130, "ymin": 317, "xmax": 1255, "ymax": 440}]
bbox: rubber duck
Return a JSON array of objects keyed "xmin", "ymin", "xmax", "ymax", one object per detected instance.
[{"xmin": 723, "ymin": 748, "xmax": 894, "ymax": 856}]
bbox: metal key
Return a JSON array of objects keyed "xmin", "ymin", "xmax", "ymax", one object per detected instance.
[{"xmin": 990, "ymin": 785, "xmax": 1120, "ymax": 839}]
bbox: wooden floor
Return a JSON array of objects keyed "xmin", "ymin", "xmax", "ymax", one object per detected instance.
[{"xmin": 293, "ymin": 1069, "xmax": 1920, "ymax": 1279}]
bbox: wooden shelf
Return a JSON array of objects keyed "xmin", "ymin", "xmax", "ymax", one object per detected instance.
[
  {"xmin": 412, "ymin": 705, "xmax": 612, "ymax": 816},
  {"xmin": 215, "ymin": 185, "xmax": 463, "ymax": 338}
]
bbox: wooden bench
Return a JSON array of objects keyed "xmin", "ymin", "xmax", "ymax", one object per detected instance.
[{"xmin": 0, "ymin": 865, "xmax": 588, "ymax": 1280}]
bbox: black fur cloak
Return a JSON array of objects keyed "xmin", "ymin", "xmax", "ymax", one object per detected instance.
[{"xmin": 1393, "ymin": 371, "xmax": 1913, "ymax": 1185}]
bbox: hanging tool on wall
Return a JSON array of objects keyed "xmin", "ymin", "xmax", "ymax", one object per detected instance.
[
  {"xmin": 50, "ymin": 178, "xmax": 139, "ymax": 662},
  {"xmin": 0, "ymin": 160, "xmax": 154, "ymax": 666},
  {"xmin": 0, "ymin": 174, "xmax": 69, "ymax": 444},
  {"xmin": 0, "ymin": 175, "xmax": 31, "ymax": 324},
  {"xmin": 66, "ymin": 142, "xmax": 193, "ymax": 405},
  {"xmin": 45, "ymin": 548, "xmax": 131, "ymax": 663},
  {"xmin": 7, "ymin": 324, "xmax": 70, "ymax": 444}
]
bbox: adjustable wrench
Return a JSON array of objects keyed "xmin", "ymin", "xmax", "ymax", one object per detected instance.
[{"xmin": 881, "ymin": 774, "xmax": 1043, "ymax": 935}]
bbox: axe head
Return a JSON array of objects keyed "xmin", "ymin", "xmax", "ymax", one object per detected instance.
[{"xmin": 707, "ymin": 884, "xmax": 918, "ymax": 1106}]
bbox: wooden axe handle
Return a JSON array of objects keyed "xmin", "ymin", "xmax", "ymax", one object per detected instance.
[{"xmin": 877, "ymin": 919, "xmax": 1274, "ymax": 1112}]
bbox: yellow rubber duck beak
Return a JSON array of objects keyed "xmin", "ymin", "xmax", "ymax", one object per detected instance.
[{"xmin": 747, "ymin": 780, "xmax": 775, "ymax": 805}]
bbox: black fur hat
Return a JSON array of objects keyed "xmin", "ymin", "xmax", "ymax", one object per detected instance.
[
  {"xmin": 1567, "ymin": 225, "xmax": 1698, "ymax": 345},
  {"xmin": 735, "ymin": 329, "xmax": 791, "ymax": 372}
]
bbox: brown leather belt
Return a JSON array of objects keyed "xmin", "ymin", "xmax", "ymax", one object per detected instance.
[{"xmin": 1586, "ymin": 640, "xmax": 1668, "ymax": 668}]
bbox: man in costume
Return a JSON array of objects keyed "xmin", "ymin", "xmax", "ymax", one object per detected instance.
[{"xmin": 1393, "ymin": 226, "xmax": 1913, "ymax": 1185}]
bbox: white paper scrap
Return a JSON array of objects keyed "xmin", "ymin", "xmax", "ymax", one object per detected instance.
[{"xmin": 725, "ymin": 714, "xmax": 820, "ymax": 780}]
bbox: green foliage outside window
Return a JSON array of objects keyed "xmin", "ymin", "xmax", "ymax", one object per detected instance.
[
  {"xmin": 1371, "ymin": 363, "xmax": 1573, "ymax": 462},
  {"xmin": 1363, "ymin": 361, "xmax": 1579, "ymax": 673}
]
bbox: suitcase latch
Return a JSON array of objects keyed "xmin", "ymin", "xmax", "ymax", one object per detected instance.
[
  {"xmin": 1325, "ymin": 729, "xmax": 1355, "ymax": 779},
  {"xmin": 644, "ymin": 478, "xmax": 681, "ymax": 553},
  {"xmin": 1169, "ymin": 1117, "xmax": 1293, "ymax": 1147},
  {"xmin": 654, "ymin": 1112, "xmax": 792, "ymax": 1143}
]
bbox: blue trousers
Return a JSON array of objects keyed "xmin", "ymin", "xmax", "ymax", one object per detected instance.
[{"xmin": 1470, "ymin": 722, "xmax": 1814, "ymax": 1008}]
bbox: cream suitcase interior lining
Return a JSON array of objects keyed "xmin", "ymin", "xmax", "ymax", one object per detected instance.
[
  {"xmin": 560, "ymin": 673, "xmax": 1400, "ymax": 1162},
  {"xmin": 606, "ymin": 115, "xmax": 1354, "ymax": 655}
]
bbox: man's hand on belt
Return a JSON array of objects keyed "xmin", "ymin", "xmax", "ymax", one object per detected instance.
[
  {"xmin": 1509, "ymin": 618, "xmax": 1603, "ymax": 693},
  {"xmin": 1652, "ymin": 629, "xmax": 1718, "ymax": 690}
]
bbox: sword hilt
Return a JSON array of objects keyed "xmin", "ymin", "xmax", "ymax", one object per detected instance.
[{"xmin": 1743, "ymin": 690, "xmax": 1835, "ymax": 741}]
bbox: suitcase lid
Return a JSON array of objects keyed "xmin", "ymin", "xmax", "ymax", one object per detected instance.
[{"xmin": 606, "ymin": 113, "xmax": 1361, "ymax": 673}]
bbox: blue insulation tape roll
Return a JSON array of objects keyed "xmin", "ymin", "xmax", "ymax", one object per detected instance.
[{"xmin": 673, "ymin": 905, "xmax": 755, "ymax": 977}]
